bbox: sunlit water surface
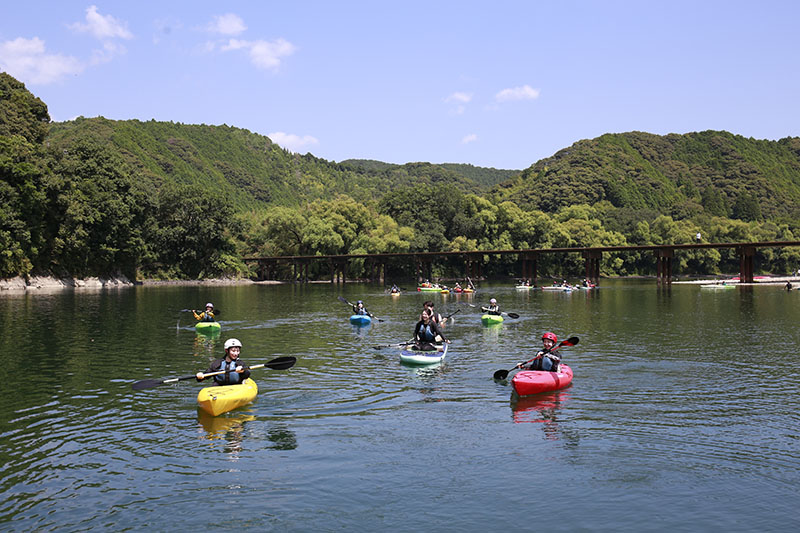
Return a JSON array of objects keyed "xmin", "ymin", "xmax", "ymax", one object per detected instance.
[{"xmin": 1, "ymin": 280, "xmax": 798, "ymax": 531}]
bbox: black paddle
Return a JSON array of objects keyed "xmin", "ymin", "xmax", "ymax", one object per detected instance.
[
  {"xmin": 337, "ymin": 296, "xmax": 384, "ymax": 322},
  {"xmin": 131, "ymin": 356, "xmax": 297, "ymax": 390},
  {"xmin": 467, "ymin": 303, "xmax": 520, "ymax": 319},
  {"xmin": 493, "ymin": 336, "xmax": 579, "ymax": 380},
  {"xmin": 182, "ymin": 308, "xmax": 222, "ymax": 316},
  {"xmin": 372, "ymin": 339, "xmax": 415, "ymax": 350}
]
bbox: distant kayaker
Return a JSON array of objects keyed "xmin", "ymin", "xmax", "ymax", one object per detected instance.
[
  {"xmin": 413, "ymin": 310, "xmax": 449, "ymax": 348},
  {"xmin": 481, "ymin": 298, "xmax": 501, "ymax": 316},
  {"xmin": 423, "ymin": 300, "xmax": 446, "ymax": 327},
  {"xmin": 519, "ymin": 332, "xmax": 562, "ymax": 372},
  {"xmin": 196, "ymin": 338, "xmax": 250, "ymax": 386},
  {"xmin": 786, "ymin": 281, "xmax": 793, "ymax": 291},
  {"xmin": 390, "ymin": 284, "xmax": 400, "ymax": 294},
  {"xmin": 353, "ymin": 300, "xmax": 372, "ymax": 316},
  {"xmin": 193, "ymin": 303, "xmax": 216, "ymax": 322}
]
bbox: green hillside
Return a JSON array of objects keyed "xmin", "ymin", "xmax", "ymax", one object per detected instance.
[
  {"xmin": 493, "ymin": 131, "xmax": 800, "ymax": 221},
  {"xmin": 48, "ymin": 119, "xmax": 498, "ymax": 210}
]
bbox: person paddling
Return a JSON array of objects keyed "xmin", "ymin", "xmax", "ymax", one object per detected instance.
[
  {"xmin": 193, "ymin": 303, "xmax": 216, "ymax": 322},
  {"xmin": 196, "ymin": 338, "xmax": 251, "ymax": 386},
  {"xmin": 413, "ymin": 310, "xmax": 449, "ymax": 349},
  {"xmin": 353, "ymin": 300, "xmax": 373, "ymax": 317},
  {"xmin": 519, "ymin": 332, "xmax": 562, "ymax": 372},
  {"xmin": 481, "ymin": 298, "xmax": 501, "ymax": 316}
]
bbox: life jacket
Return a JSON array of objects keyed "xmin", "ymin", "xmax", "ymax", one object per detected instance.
[
  {"xmin": 214, "ymin": 358, "xmax": 241, "ymax": 385},
  {"xmin": 202, "ymin": 311, "xmax": 215, "ymax": 322}
]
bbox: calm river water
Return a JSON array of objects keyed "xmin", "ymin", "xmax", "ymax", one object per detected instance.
[{"xmin": 0, "ymin": 280, "xmax": 798, "ymax": 532}]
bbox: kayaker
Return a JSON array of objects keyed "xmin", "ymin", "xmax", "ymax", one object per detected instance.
[
  {"xmin": 423, "ymin": 300, "xmax": 446, "ymax": 326},
  {"xmin": 196, "ymin": 338, "xmax": 251, "ymax": 386},
  {"xmin": 390, "ymin": 284, "xmax": 400, "ymax": 294},
  {"xmin": 413, "ymin": 310, "xmax": 449, "ymax": 349},
  {"xmin": 352, "ymin": 300, "xmax": 372, "ymax": 316},
  {"xmin": 193, "ymin": 303, "xmax": 216, "ymax": 322},
  {"xmin": 786, "ymin": 281, "xmax": 793, "ymax": 291},
  {"xmin": 480, "ymin": 298, "xmax": 501, "ymax": 316},
  {"xmin": 519, "ymin": 332, "xmax": 562, "ymax": 372}
]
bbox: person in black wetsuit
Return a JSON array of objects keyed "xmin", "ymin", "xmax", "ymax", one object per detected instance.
[
  {"xmin": 196, "ymin": 338, "xmax": 251, "ymax": 385},
  {"xmin": 412, "ymin": 310, "xmax": 449, "ymax": 350}
]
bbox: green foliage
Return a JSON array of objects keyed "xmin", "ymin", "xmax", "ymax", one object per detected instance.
[
  {"xmin": 3, "ymin": 72, "xmax": 800, "ymax": 281},
  {"xmin": 0, "ymin": 73, "xmax": 50, "ymax": 144}
]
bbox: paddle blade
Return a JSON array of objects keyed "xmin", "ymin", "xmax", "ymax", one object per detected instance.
[
  {"xmin": 506, "ymin": 312, "xmax": 520, "ymax": 319},
  {"xmin": 559, "ymin": 336, "xmax": 579, "ymax": 348},
  {"xmin": 264, "ymin": 356, "xmax": 297, "ymax": 370},
  {"xmin": 131, "ymin": 379, "xmax": 164, "ymax": 391},
  {"xmin": 337, "ymin": 296, "xmax": 351, "ymax": 306},
  {"xmin": 493, "ymin": 369, "xmax": 510, "ymax": 380}
]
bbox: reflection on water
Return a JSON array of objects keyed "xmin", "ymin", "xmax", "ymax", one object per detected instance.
[
  {"xmin": 197, "ymin": 410, "xmax": 255, "ymax": 458},
  {"xmin": 511, "ymin": 391, "xmax": 581, "ymax": 446},
  {"xmin": 2, "ymin": 280, "xmax": 799, "ymax": 531}
]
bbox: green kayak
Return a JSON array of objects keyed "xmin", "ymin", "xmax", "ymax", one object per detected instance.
[
  {"xmin": 195, "ymin": 321, "xmax": 221, "ymax": 333},
  {"xmin": 481, "ymin": 314, "xmax": 503, "ymax": 325}
]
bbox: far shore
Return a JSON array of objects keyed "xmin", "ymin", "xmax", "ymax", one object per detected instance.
[{"xmin": 3, "ymin": 273, "xmax": 800, "ymax": 292}]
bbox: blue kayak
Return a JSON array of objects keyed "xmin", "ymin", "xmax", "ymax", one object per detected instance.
[{"xmin": 349, "ymin": 314, "xmax": 372, "ymax": 326}]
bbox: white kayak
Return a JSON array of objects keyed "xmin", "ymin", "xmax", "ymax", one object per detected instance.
[{"xmin": 399, "ymin": 343, "xmax": 448, "ymax": 365}]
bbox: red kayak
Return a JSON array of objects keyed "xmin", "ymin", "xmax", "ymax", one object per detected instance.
[{"xmin": 511, "ymin": 364, "xmax": 573, "ymax": 396}]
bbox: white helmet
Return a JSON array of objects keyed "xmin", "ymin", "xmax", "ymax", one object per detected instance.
[
  {"xmin": 205, "ymin": 302, "xmax": 214, "ymax": 308},
  {"xmin": 490, "ymin": 298, "xmax": 497, "ymax": 304},
  {"xmin": 224, "ymin": 338, "xmax": 242, "ymax": 351}
]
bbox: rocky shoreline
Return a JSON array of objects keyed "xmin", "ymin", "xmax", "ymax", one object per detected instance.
[{"xmin": 0, "ymin": 275, "xmax": 279, "ymax": 291}]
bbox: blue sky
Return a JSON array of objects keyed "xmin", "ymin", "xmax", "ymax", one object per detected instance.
[{"xmin": 2, "ymin": 1, "xmax": 798, "ymax": 170}]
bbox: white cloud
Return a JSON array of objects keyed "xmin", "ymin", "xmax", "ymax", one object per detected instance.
[
  {"xmin": 207, "ymin": 14, "xmax": 247, "ymax": 36},
  {"xmin": 268, "ymin": 132, "xmax": 319, "ymax": 153},
  {"xmin": 221, "ymin": 38, "xmax": 295, "ymax": 70},
  {"xmin": 461, "ymin": 134, "xmax": 478, "ymax": 144},
  {"xmin": 495, "ymin": 85, "xmax": 540, "ymax": 102},
  {"xmin": 445, "ymin": 92, "xmax": 472, "ymax": 104},
  {"xmin": 0, "ymin": 37, "xmax": 84, "ymax": 84},
  {"xmin": 69, "ymin": 5, "xmax": 133, "ymax": 40}
]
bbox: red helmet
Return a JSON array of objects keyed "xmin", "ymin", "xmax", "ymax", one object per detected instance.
[{"xmin": 542, "ymin": 332, "xmax": 558, "ymax": 342}]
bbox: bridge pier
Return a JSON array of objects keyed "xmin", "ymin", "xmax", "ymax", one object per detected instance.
[
  {"xmin": 521, "ymin": 252, "xmax": 538, "ymax": 285},
  {"xmin": 583, "ymin": 250, "xmax": 601, "ymax": 284},
  {"xmin": 415, "ymin": 256, "xmax": 433, "ymax": 283},
  {"xmin": 738, "ymin": 246, "xmax": 755, "ymax": 283},
  {"xmin": 465, "ymin": 253, "xmax": 483, "ymax": 280},
  {"xmin": 655, "ymin": 248, "xmax": 673, "ymax": 284},
  {"xmin": 257, "ymin": 259, "xmax": 278, "ymax": 281},
  {"xmin": 329, "ymin": 258, "xmax": 348, "ymax": 283}
]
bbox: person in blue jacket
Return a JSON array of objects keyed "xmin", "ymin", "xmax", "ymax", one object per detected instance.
[{"xmin": 196, "ymin": 338, "xmax": 250, "ymax": 386}]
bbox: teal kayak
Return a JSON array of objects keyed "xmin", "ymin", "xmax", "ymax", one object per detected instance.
[{"xmin": 350, "ymin": 314, "xmax": 372, "ymax": 326}]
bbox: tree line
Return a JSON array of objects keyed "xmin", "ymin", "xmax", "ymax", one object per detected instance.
[{"xmin": 2, "ymin": 72, "xmax": 800, "ymax": 281}]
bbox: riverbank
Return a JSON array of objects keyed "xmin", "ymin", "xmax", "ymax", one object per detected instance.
[{"xmin": 0, "ymin": 276, "xmax": 282, "ymax": 291}]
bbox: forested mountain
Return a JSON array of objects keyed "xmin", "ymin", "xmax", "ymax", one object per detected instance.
[
  {"xmin": 3, "ymin": 72, "xmax": 800, "ymax": 281},
  {"xmin": 493, "ymin": 131, "xmax": 800, "ymax": 222},
  {"xmin": 340, "ymin": 159, "xmax": 518, "ymax": 188},
  {"xmin": 47, "ymin": 120, "xmax": 500, "ymax": 210}
]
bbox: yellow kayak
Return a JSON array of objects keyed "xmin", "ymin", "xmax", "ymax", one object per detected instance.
[{"xmin": 197, "ymin": 378, "xmax": 258, "ymax": 416}]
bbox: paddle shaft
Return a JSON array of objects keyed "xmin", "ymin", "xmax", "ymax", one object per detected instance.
[{"xmin": 132, "ymin": 356, "xmax": 296, "ymax": 390}]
